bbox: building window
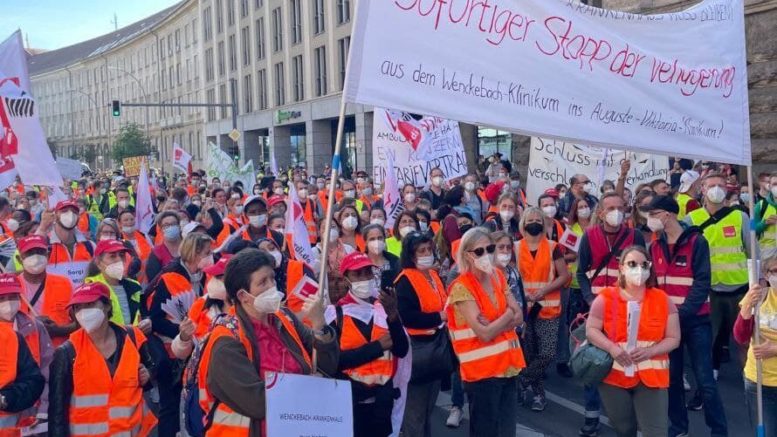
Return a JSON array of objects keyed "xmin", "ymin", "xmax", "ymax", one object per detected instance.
[
  {"xmin": 240, "ymin": 0, "xmax": 249, "ymax": 18},
  {"xmin": 337, "ymin": 0, "xmax": 351, "ymax": 24},
  {"xmin": 243, "ymin": 74, "xmax": 253, "ymax": 113},
  {"xmin": 175, "ymin": 29, "xmax": 181, "ymax": 52},
  {"xmin": 477, "ymin": 128, "xmax": 511, "ymax": 158},
  {"xmin": 185, "ymin": 24, "xmax": 190, "ymax": 47},
  {"xmin": 272, "ymin": 8, "xmax": 283, "ymax": 52},
  {"xmin": 217, "ymin": 41, "xmax": 226, "ymax": 76},
  {"xmin": 219, "ymin": 84, "xmax": 228, "ymax": 118},
  {"xmin": 192, "ymin": 18, "xmax": 198, "ymax": 43},
  {"xmin": 313, "ymin": 0, "xmax": 325, "ymax": 34},
  {"xmin": 274, "ymin": 62, "xmax": 285, "ymax": 106},
  {"xmin": 314, "ymin": 46, "xmax": 327, "ymax": 96},
  {"xmin": 241, "ymin": 26, "xmax": 251, "ymax": 66},
  {"xmin": 227, "ymin": 0, "xmax": 235, "ymax": 26},
  {"xmin": 257, "ymin": 69, "xmax": 268, "ymax": 109},
  {"xmin": 338, "ymin": 36, "xmax": 350, "ymax": 90},
  {"xmin": 159, "ymin": 39, "xmax": 165, "ymax": 59},
  {"xmin": 255, "ymin": 0, "xmax": 263, "ymax": 9},
  {"xmin": 206, "ymin": 89, "xmax": 216, "ymax": 121},
  {"xmin": 228, "ymin": 34, "xmax": 237, "ymax": 71},
  {"xmin": 290, "ymin": 125, "xmax": 306, "ymax": 167},
  {"xmin": 290, "ymin": 0, "xmax": 302, "ymax": 45},
  {"xmin": 292, "ymin": 55, "xmax": 304, "ymax": 102},
  {"xmin": 194, "ymin": 54, "xmax": 200, "ymax": 78},
  {"xmin": 216, "ymin": 0, "xmax": 224, "ymax": 33},
  {"xmin": 255, "ymin": 18, "xmax": 265, "ymax": 60}
]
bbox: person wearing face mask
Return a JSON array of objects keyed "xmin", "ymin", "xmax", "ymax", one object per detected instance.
[
  {"xmin": 297, "ymin": 180, "xmax": 322, "ymax": 244},
  {"xmin": 515, "ymin": 208, "xmax": 570, "ymax": 411},
  {"xmin": 48, "ymin": 282, "xmax": 157, "ymax": 437},
  {"xmin": 387, "ymin": 211, "xmax": 420, "ymax": 258},
  {"xmin": 358, "ymin": 179, "xmax": 380, "ymax": 208},
  {"xmin": 147, "ymin": 232, "xmax": 213, "ymax": 437},
  {"xmin": 369, "ymin": 206, "xmax": 387, "ymax": 228},
  {"xmin": 686, "ymin": 172, "xmax": 754, "ymax": 374},
  {"xmin": 484, "ymin": 192, "xmax": 522, "ymax": 240},
  {"xmin": 402, "ymin": 183, "xmax": 419, "ymax": 211},
  {"xmin": 75, "ymin": 199, "xmax": 99, "ymax": 241},
  {"xmin": 575, "ymin": 192, "xmax": 645, "ymax": 436},
  {"xmin": 119, "ymin": 211, "xmax": 154, "ymax": 285},
  {"xmin": 17, "ymin": 236, "xmax": 76, "ymax": 347},
  {"xmin": 395, "ymin": 232, "xmax": 449, "ymax": 437},
  {"xmin": 754, "ymin": 171, "xmax": 777, "ymax": 260},
  {"xmin": 585, "ymin": 246, "xmax": 681, "ymax": 437},
  {"xmin": 313, "ymin": 219, "xmax": 354, "ymax": 304},
  {"xmin": 643, "ymin": 196, "xmax": 728, "ymax": 436},
  {"xmin": 327, "ymin": 253, "xmax": 408, "ymax": 437},
  {"xmin": 734, "ymin": 255, "xmax": 777, "ymax": 436},
  {"xmin": 538, "ymin": 194, "xmax": 565, "ymax": 242},
  {"xmin": 675, "ymin": 170, "xmax": 702, "ymax": 220},
  {"xmin": 105, "ymin": 187, "xmax": 135, "ymax": 220},
  {"xmin": 559, "ymin": 174, "xmax": 599, "ymax": 218},
  {"xmin": 340, "ymin": 179, "xmax": 365, "ymax": 214},
  {"xmin": 171, "ymin": 255, "xmax": 233, "ymax": 360},
  {"xmin": 462, "ymin": 174, "xmax": 487, "ymax": 224},
  {"xmin": 0, "ymin": 275, "xmax": 46, "ymax": 437},
  {"xmin": 338, "ymin": 204, "xmax": 365, "ymax": 252},
  {"xmin": 420, "ymin": 168, "xmax": 447, "ymax": 215},
  {"xmin": 198, "ymin": 248, "xmax": 338, "ymax": 436},
  {"xmin": 237, "ymin": 196, "xmax": 287, "ymax": 248},
  {"xmin": 0, "ymin": 197, "xmax": 15, "ymax": 236},
  {"xmin": 145, "ymin": 212, "xmax": 183, "ymax": 284},
  {"xmin": 362, "ymin": 224, "xmax": 401, "ymax": 283},
  {"xmin": 42, "ymin": 200, "xmax": 96, "ymax": 289},
  {"xmin": 447, "ymin": 227, "xmax": 525, "ymax": 436},
  {"xmin": 256, "ymin": 237, "xmax": 317, "ymax": 315}
]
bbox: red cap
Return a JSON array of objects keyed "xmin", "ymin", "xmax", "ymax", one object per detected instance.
[
  {"xmin": 94, "ymin": 239, "xmax": 127, "ymax": 257},
  {"xmin": 544, "ymin": 188, "xmax": 560, "ymax": 199},
  {"xmin": 204, "ymin": 254, "xmax": 231, "ymax": 276},
  {"xmin": 55, "ymin": 200, "xmax": 79, "ymax": 212},
  {"xmin": 484, "ymin": 181, "xmax": 506, "ymax": 204},
  {"xmin": 68, "ymin": 282, "xmax": 111, "ymax": 307},
  {"xmin": 0, "ymin": 274, "xmax": 21, "ymax": 297},
  {"xmin": 18, "ymin": 235, "xmax": 49, "ymax": 254},
  {"xmin": 339, "ymin": 252, "xmax": 376, "ymax": 276},
  {"xmin": 268, "ymin": 195, "xmax": 286, "ymax": 208}
]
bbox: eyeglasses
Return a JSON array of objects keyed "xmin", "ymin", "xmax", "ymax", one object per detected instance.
[
  {"xmin": 469, "ymin": 244, "xmax": 496, "ymax": 257},
  {"xmin": 625, "ymin": 260, "xmax": 652, "ymax": 269},
  {"xmin": 766, "ymin": 268, "xmax": 777, "ymax": 275}
]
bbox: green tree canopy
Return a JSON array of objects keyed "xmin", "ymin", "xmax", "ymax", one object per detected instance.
[{"xmin": 112, "ymin": 123, "xmax": 151, "ymax": 162}]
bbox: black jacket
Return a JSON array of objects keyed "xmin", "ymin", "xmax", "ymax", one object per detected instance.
[{"xmin": 0, "ymin": 331, "xmax": 44, "ymax": 413}]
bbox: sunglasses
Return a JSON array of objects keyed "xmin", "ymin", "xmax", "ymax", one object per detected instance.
[
  {"xmin": 625, "ymin": 260, "xmax": 652, "ymax": 269},
  {"xmin": 469, "ymin": 244, "xmax": 496, "ymax": 257}
]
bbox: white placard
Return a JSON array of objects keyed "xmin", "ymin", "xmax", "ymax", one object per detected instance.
[
  {"xmin": 526, "ymin": 137, "xmax": 669, "ymax": 205},
  {"xmin": 266, "ymin": 372, "xmax": 353, "ymax": 437},
  {"xmin": 372, "ymin": 108, "xmax": 467, "ymax": 187},
  {"xmin": 346, "ymin": 0, "xmax": 751, "ymax": 165},
  {"xmin": 559, "ymin": 227, "xmax": 582, "ymax": 253},
  {"xmin": 56, "ymin": 158, "xmax": 83, "ymax": 181}
]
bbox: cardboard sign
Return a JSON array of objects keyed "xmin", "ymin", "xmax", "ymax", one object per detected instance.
[{"xmin": 122, "ymin": 156, "xmax": 146, "ymax": 177}]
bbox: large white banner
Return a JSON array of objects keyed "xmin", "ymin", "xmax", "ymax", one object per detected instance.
[
  {"xmin": 0, "ymin": 31, "xmax": 63, "ymax": 188},
  {"xmin": 347, "ymin": 0, "xmax": 751, "ymax": 165},
  {"xmin": 526, "ymin": 137, "xmax": 670, "ymax": 205},
  {"xmin": 372, "ymin": 108, "xmax": 467, "ymax": 187},
  {"xmin": 205, "ymin": 142, "xmax": 256, "ymax": 191}
]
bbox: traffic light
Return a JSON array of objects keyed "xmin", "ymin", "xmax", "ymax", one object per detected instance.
[{"xmin": 111, "ymin": 100, "xmax": 121, "ymax": 117}]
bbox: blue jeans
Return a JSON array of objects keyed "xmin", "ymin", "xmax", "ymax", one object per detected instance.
[
  {"xmin": 745, "ymin": 379, "xmax": 777, "ymax": 437},
  {"xmin": 584, "ymin": 384, "xmax": 601, "ymax": 418},
  {"xmin": 451, "ymin": 369, "xmax": 465, "ymax": 408},
  {"xmin": 668, "ymin": 317, "xmax": 728, "ymax": 437}
]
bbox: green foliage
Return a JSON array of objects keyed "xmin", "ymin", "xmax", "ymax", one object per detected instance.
[{"xmin": 112, "ymin": 123, "xmax": 151, "ymax": 162}]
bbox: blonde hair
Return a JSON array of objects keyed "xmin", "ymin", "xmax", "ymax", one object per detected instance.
[
  {"xmin": 180, "ymin": 233, "xmax": 213, "ymax": 263},
  {"xmin": 456, "ymin": 227, "xmax": 493, "ymax": 274},
  {"xmin": 518, "ymin": 206, "xmax": 543, "ymax": 235}
]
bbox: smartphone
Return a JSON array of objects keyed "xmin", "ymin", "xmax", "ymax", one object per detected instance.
[{"xmin": 380, "ymin": 270, "xmax": 395, "ymax": 292}]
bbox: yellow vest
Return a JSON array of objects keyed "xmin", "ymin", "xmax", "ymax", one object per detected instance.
[
  {"xmin": 759, "ymin": 202, "xmax": 776, "ymax": 252},
  {"xmin": 569, "ymin": 222, "xmax": 583, "ymax": 289},
  {"xmin": 745, "ymin": 288, "xmax": 777, "ymax": 387},
  {"xmin": 85, "ymin": 274, "xmax": 141, "ymax": 325},
  {"xmin": 677, "ymin": 193, "xmax": 693, "ymax": 220},
  {"xmin": 386, "ymin": 236, "xmax": 402, "ymax": 258},
  {"xmin": 688, "ymin": 208, "xmax": 748, "ymax": 287}
]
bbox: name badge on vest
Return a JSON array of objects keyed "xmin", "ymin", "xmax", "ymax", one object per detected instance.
[
  {"xmin": 675, "ymin": 255, "xmax": 688, "ymax": 267},
  {"xmin": 723, "ymin": 226, "xmax": 737, "ymax": 238}
]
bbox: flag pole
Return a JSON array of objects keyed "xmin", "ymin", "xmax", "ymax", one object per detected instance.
[{"xmin": 745, "ymin": 165, "xmax": 764, "ymax": 437}]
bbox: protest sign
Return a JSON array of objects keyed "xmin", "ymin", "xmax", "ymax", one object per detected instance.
[
  {"xmin": 122, "ymin": 156, "xmax": 146, "ymax": 177},
  {"xmin": 205, "ymin": 143, "xmax": 256, "ymax": 190},
  {"xmin": 526, "ymin": 137, "xmax": 669, "ymax": 205},
  {"xmin": 173, "ymin": 143, "xmax": 192, "ymax": 174},
  {"xmin": 372, "ymin": 107, "xmax": 467, "ymax": 187},
  {"xmin": 382, "ymin": 151, "xmax": 404, "ymax": 231},
  {"xmin": 346, "ymin": 0, "xmax": 751, "ymax": 165},
  {"xmin": 284, "ymin": 184, "xmax": 316, "ymax": 267},
  {"xmin": 0, "ymin": 31, "xmax": 63, "ymax": 189},
  {"xmin": 266, "ymin": 372, "xmax": 353, "ymax": 437},
  {"xmin": 136, "ymin": 163, "xmax": 154, "ymax": 234},
  {"xmin": 56, "ymin": 158, "xmax": 83, "ymax": 180}
]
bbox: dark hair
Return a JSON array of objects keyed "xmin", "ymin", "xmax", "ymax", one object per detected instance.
[
  {"xmin": 369, "ymin": 206, "xmax": 386, "ymax": 219},
  {"xmin": 268, "ymin": 213, "xmax": 285, "ymax": 227},
  {"xmin": 338, "ymin": 204, "xmax": 361, "ymax": 234},
  {"xmin": 118, "ymin": 209, "xmax": 135, "ymax": 220},
  {"xmin": 399, "ymin": 231, "xmax": 434, "ymax": 269},
  {"xmin": 537, "ymin": 193, "xmax": 555, "ymax": 206},
  {"xmin": 0, "ymin": 198, "xmax": 10, "ymax": 210},
  {"xmin": 172, "ymin": 187, "xmax": 188, "ymax": 202},
  {"xmin": 156, "ymin": 211, "xmax": 181, "ymax": 226},
  {"xmin": 69, "ymin": 296, "xmax": 113, "ymax": 323},
  {"xmin": 649, "ymin": 179, "xmax": 668, "ymax": 190},
  {"xmin": 224, "ymin": 248, "xmax": 275, "ymax": 304},
  {"xmin": 13, "ymin": 209, "xmax": 32, "ymax": 223},
  {"xmin": 115, "ymin": 186, "xmax": 130, "ymax": 196},
  {"xmin": 361, "ymin": 223, "xmax": 386, "ymax": 240},
  {"xmin": 392, "ymin": 210, "xmax": 419, "ymax": 240},
  {"xmin": 225, "ymin": 238, "xmax": 258, "ymax": 255},
  {"xmin": 211, "ymin": 188, "xmax": 225, "ymax": 198},
  {"xmin": 415, "ymin": 208, "xmax": 431, "ymax": 224},
  {"xmin": 567, "ymin": 197, "xmax": 590, "ymax": 226},
  {"xmin": 444, "ymin": 185, "xmax": 466, "ymax": 208},
  {"xmin": 617, "ymin": 245, "xmax": 658, "ymax": 288}
]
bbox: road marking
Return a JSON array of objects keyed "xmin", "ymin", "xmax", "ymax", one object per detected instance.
[{"xmin": 544, "ymin": 390, "xmax": 611, "ymax": 428}]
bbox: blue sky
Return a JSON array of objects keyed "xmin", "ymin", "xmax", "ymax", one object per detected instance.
[{"xmin": 1, "ymin": 0, "xmax": 181, "ymax": 50}]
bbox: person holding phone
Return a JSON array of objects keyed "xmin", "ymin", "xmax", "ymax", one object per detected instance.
[
  {"xmin": 329, "ymin": 253, "xmax": 409, "ymax": 437},
  {"xmin": 361, "ymin": 224, "xmax": 401, "ymax": 285}
]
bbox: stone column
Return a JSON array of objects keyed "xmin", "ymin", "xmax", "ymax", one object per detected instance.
[
  {"xmin": 307, "ymin": 119, "xmax": 333, "ymax": 175},
  {"xmin": 270, "ymin": 125, "xmax": 292, "ymax": 171}
]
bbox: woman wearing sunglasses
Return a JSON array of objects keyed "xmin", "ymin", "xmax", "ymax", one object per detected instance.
[
  {"xmin": 734, "ymin": 254, "xmax": 777, "ymax": 435},
  {"xmin": 515, "ymin": 207, "xmax": 570, "ymax": 411},
  {"xmin": 586, "ymin": 246, "xmax": 681, "ymax": 437},
  {"xmin": 447, "ymin": 227, "xmax": 525, "ymax": 436}
]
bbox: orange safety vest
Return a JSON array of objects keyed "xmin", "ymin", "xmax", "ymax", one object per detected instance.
[
  {"xmin": 451, "ymin": 239, "xmax": 462, "ymax": 264},
  {"xmin": 282, "ymin": 261, "xmax": 306, "ymax": 313},
  {"xmin": 157, "ymin": 272, "xmax": 197, "ymax": 355},
  {"xmin": 430, "ymin": 221, "xmax": 441, "ymax": 235},
  {"xmin": 68, "ymin": 326, "xmax": 157, "ymax": 437},
  {"xmin": 339, "ymin": 304, "xmax": 396, "ymax": 386},
  {"xmin": 77, "ymin": 212, "xmax": 90, "ymax": 235},
  {"xmin": 301, "ymin": 200, "xmax": 318, "ymax": 244},
  {"xmin": 47, "ymin": 235, "xmax": 93, "ymax": 288},
  {"xmin": 198, "ymin": 309, "xmax": 310, "ymax": 437},
  {"xmin": 0, "ymin": 324, "xmax": 21, "ymax": 434},
  {"xmin": 19, "ymin": 273, "xmax": 73, "ymax": 347},
  {"xmin": 600, "ymin": 287, "xmax": 670, "ymax": 389},
  {"xmin": 447, "ymin": 270, "xmax": 526, "ymax": 383},
  {"xmin": 516, "ymin": 238, "xmax": 561, "ymax": 319},
  {"xmin": 188, "ymin": 297, "xmax": 216, "ymax": 342},
  {"xmin": 126, "ymin": 231, "xmax": 153, "ymax": 284},
  {"xmin": 395, "ymin": 269, "xmax": 446, "ymax": 336}
]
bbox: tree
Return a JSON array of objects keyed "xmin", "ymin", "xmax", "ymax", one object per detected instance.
[
  {"xmin": 82, "ymin": 144, "xmax": 97, "ymax": 166},
  {"xmin": 112, "ymin": 123, "xmax": 151, "ymax": 163}
]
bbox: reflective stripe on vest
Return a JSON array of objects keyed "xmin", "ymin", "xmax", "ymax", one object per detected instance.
[
  {"xmin": 395, "ymin": 269, "xmax": 446, "ymax": 336},
  {"xmin": 688, "ymin": 208, "xmax": 748, "ymax": 286},
  {"xmin": 651, "ymin": 232, "xmax": 710, "ymax": 316},
  {"xmin": 585, "ymin": 226, "xmax": 635, "ymax": 295},
  {"xmin": 339, "ymin": 304, "xmax": 395, "ymax": 386},
  {"xmin": 47, "ymin": 239, "xmax": 92, "ymax": 288},
  {"xmin": 516, "ymin": 238, "xmax": 561, "ymax": 319}
]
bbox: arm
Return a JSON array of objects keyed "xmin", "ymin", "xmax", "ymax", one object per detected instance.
[
  {"xmin": 576, "ymin": 234, "xmax": 595, "ymax": 304},
  {"xmin": 615, "ymin": 159, "xmax": 630, "ymax": 196},
  {"xmin": 754, "ymin": 201, "xmax": 767, "ymax": 234},
  {"xmin": 585, "ymin": 296, "xmax": 631, "ymax": 367},
  {"xmin": 454, "ymin": 300, "xmax": 516, "ymax": 343},
  {"xmin": 47, "ymin": 344, "xmax": 73, "ymax": 437},
  {"xmin": 395, "ymin": 276, "xmax": 443, "ymax": 330},
  {"xmin": 681, "ymin": 237, "xmax": 712, "ymax": 319},
  {"xmin": 148, "ymin": 278, "xmax": 181, "ymax": 339},
  {"xmin": 207, "ymin": 337, "xmax": 267, "ymax": 420},
  {"xmin": 537, "ymin": 252, "xmax": 570, "ymax": 298},
  {"xmin": 335, "ymin": 335, "xmax": 385, "ymax": 371},
  {"xmin": 388, "ymin": 315, "xmax": 409, "ymax": 358},
  {"xmin": 733, "ymin": 314, "xmax": 755, "ymax": 345},
  {"xmin": 0, "ymin": 334, "xmax": 44, "ymax": 413},
  {"xmin": 650, "ymin": 310, "xmax": 681, "ymax": 357},
  {"xmin": 145, "ymin": 253, "xmax": 162, "ymax": 286},
  {"xmin": 292, "ymin": 312, "xmax": 339, "ymax": 378}
]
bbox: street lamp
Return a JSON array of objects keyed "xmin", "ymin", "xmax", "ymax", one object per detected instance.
[{"xmin": 68, "ymin": 89, "xmax": 101, "ymax": 160}]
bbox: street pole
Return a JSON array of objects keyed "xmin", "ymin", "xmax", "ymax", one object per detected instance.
[
  {"xmin": 746, "ymin": 165, "xmax": 765, "ymax": 437},
  {"xmin": 230, "ymin": 78, "xmax": 239, "ymax": 163}
]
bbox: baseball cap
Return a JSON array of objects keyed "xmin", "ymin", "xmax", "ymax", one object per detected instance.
[
  {"xmin": 484, "ymin": 181, "xmax": 506, "ymax": 204},
  {"xmin": 339, "ymin": 252, "xmax": 376, "ymax": 276},
  {"xmin": 268, "ymin": 196, "xmax": 286, "ymax": 209},
  {"xmin": 204, "ymin": 254, "xmax": 231, "ymax": 276},
  {"xmin": 679, "ymin": 170, "xmax": 700, "ymax": 194},
  {"xmin": 243, "ymin": 195, "xmax": 267, "ymax": 210},
  {"xmin": 68, "ymin": 282, "xmax": 111, "ymax": 307},
  {"xmin": 94, "ymin": 239, "xmax": 127, "ymax": 257},
  {"xmin": 544, "ymin": 188, "xmax": 560, "ymax": 199},
  {"xmin": 182, "ymin": 221, "xmax": 206, "ymax": 238},
  {"xmin": 640, "ymin": 195, "xmax": 680, "ymax": 215},
  {"xmin": 18, "ymin": 235, "xmax": 49, "ymax": 254},
  {"xmin": 0, "ymin": 273, "xmax": 21, "ymax": 297},
  {"xmin": 55, "ymin": 200, "xmax": 79, "ymax": 212}
]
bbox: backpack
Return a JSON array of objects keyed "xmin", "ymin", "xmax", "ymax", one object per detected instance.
[{"xmin": 181, "ymin": 313, "xmax": 238, "ymax": 437}]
